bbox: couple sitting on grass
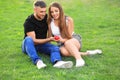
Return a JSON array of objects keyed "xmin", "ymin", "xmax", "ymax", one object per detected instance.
[{"xmin": 22, "ymin": 0, "xmax": 102, "ymax": 69}]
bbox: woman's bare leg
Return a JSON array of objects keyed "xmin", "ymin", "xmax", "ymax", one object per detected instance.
[
  {"xmin": 60, "ymin": 38, "xmax": 102, "ymax": 67},
  {"xmin": 63, "ymin": 38, "xmax": 85, "ymax": 67},
  {"xmin": 79, "ymin": 52, "xmax": 89, "ymax": 56},
  {"xmin": 60, "ymin": 46, "xmax": 71, "ymax": 56},
  {"xmin": 64, "ymin": 39, "xmax": 81, "ymax": 59}
]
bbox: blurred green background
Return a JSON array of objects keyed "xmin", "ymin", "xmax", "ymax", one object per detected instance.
[{"xmin": 0, "ymin": 0, "xmax": 120, "ymax": 80}]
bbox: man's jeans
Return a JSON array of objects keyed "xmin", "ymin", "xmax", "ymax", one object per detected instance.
[{"xmin": 22, "ymin": 36, "xmax": 61, "ymax": 64}]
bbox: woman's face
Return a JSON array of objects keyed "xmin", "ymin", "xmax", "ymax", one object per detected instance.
[{"xmin": 50, "ymin": 6, "xmax": 60, "ymax": 20}]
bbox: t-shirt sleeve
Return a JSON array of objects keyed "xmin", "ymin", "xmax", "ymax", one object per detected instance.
[{"xmin": 24, "ymin": 20, "xmax": 34, "ymax": 33}]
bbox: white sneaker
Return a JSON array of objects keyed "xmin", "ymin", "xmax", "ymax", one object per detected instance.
[
  {"xmin": 75, "ymin": 59, "xmax": 85, "ymax": 67},
  {"xmin": 53, "ymin": 61, "xmax": 73, "ymax": 68},
  {"xmin": 36, "ymin": 60, "xmax": 47, "ymax": 69},
  {"xmin": 87, "ymin": 49, "xmax": 102, "ymax": 55}
]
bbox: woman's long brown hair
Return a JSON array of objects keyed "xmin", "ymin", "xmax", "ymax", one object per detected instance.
[{"xmin": 47, "ymin": 2, "xmax": 72, "ymax": 39}]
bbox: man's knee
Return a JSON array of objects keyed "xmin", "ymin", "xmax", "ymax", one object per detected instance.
[
  {"xmin": 51, "ymin": 46, "xmax": 60, "ymax": 52},
  {"xmin": 24, "ymin": 36, "xmax": 33, "ymax": 44}
]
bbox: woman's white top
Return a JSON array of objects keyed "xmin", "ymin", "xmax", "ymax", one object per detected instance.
[
  {"xmin": 50, "ymin": 19, "xmax": 61, "ymax": 36},
  {"xmin": 50, "ymin": 18, "xmax": 74, "ymax": 36}
]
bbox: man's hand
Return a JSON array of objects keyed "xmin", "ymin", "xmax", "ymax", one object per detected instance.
[{"xmin": 49, "ymin": 37, "xmax": 54, "ymax": 41}]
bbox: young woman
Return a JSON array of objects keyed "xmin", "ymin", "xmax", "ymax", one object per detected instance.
[{"xmin": 47, "ymin": 2, "xmax": 102, "ymax": 67}]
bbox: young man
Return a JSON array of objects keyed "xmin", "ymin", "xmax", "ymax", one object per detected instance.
[{"xmin": 22, "ymin": 0, "xmax": 73, "ymax": 69}]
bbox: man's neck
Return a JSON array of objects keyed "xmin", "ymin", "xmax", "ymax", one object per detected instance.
[{"xmin": 34, "ymin": 13, "xmax": 42, "ymax": 21}]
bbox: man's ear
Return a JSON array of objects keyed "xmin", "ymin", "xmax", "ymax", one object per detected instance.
[{"xmin": 34, "ymin": 7, "xmax": 36, "ymax": 12}]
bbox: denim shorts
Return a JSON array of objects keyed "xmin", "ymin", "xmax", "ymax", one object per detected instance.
[
  {"xmin": 72, "ymin": 33, "xmax": 82, "ymax": 47},
  {"xmin": 57, "ymin": 33, "xmax": 82, "ymax": 48}
]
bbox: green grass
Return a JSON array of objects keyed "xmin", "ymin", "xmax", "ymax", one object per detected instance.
[{"xmin": 0, "ymin": 0, "xmax": 120, "ymax": 80}]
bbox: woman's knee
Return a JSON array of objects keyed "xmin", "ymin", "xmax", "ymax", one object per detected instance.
[
  {"xmin": 61, "ymin": 52, "xmax": 71, "ymax": 56},
  {"xmin": 60, "ymin": 47, "xmax": 71, "ymax": 56},
  {"xmin": 64, "ymin": 39, "xmax": 72, "ymax": 46}
]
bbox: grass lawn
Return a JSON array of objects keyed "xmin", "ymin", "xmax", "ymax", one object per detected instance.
[{"xmin": 0, "ymin": 0, "xmax": 120, "ymax": 80}]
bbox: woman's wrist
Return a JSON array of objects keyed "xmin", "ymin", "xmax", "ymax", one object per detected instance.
[{"xmin": 60, "ymin": 39, "xmax": 66, "ymax": 43}]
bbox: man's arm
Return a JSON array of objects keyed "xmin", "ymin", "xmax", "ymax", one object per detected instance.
[{"xmin": 27, "ymin": 31, "xmax": 54, "ymax": 45}]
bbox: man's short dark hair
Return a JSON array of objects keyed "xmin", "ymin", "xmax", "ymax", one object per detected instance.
[{"xmin": 34, "ymin": 0, "xmax": 46, "ymax": 8}]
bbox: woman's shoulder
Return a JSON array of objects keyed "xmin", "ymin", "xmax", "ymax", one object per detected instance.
[{"xmin": 66, "ymin": 16, "xmax": 73, "ymax": 23}]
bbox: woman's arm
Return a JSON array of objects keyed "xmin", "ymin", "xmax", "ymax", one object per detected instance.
[
  {"xmin": 67, "ymin": 17, "xmax": 74, "ymax": 36},
  {"xmin": 58, "ymin": 17, "xmax": 74, "ymax": 43}
]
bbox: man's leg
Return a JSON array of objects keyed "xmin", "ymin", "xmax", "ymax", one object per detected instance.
[
  {"xmin": 36, "ymin": 43, "xmax": 73, "ymax": 68},
  {"xmin": 22, "ymin": 37, "xmax": 47, "ymax": 69},
  {"xmin": 22, "ymin": 36, "xmax": 41, "ymax": 64},
  {"xmin": 36, "ymin": 43, "xmax": 61, "ymax": 64}
]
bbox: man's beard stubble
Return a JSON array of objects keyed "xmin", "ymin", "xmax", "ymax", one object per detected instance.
[{"xmin": 36, "ymin": 14, "xmax": 45, "ymax": 20}]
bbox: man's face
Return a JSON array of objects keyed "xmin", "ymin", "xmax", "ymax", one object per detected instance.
[{"xmin": 34, "ymin": 7, "xmax": 46, "ymax": 20}]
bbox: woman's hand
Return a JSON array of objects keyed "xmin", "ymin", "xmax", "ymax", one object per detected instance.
[
  {"xmin": 54, "ymin": 36, "xmax": 60, "ymax": 40},
  {"xmin": 53, "ymin": 36, "xmax": 60, "ymax": 42},
  {"xmin": 58, "ymin": 36, "xmax": 67, "ymax": 43},
  {"xmin": 53, "ymin": 36, "xmax": 67, "ymax": 43}
]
